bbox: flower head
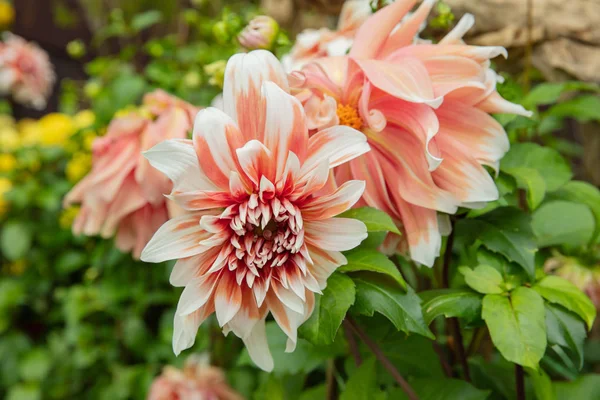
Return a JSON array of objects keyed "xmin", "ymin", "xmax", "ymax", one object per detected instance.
[
  {"xmin": 141, "ymin": 50, "xmax": 369, "ymax": 371},
  {"xmin": 282, "ymin": 0, "xmax": 371, "ymax": 71},
  {"xmin": 148, "ymin": 355, "xmax": 242, "ymax": 400},
  {"xmin": 64, "ymin": 90, "xmax": 199, "ymax": 259},
  {"xmin": 238, "ymin": 15, "xmax": 280, "ymax": 51},
  {"xmin": 291, "ymin": 0, "xmax": 533, "ymax": 267},
  {"xmin": 0, "ymin": 34, "xmax": 55, "ymax": 109}
]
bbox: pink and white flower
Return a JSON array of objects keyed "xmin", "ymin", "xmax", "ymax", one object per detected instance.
[
  {"xmin": 140, "ymin": 50, "xmax": 369, "ymax": 371},
  {"xmin": 148, "ymin": 355, "xmax": 242, "ymax": 400},
  {"xmin": 0, "ymin": 33, "xmax": 55, "ymax": 109},
  {"xmin": 291, "ymin": 0, "xmax": 533, "ymax": 266},
  {"xmin": 64, "ymin": 90, "xmax": 198, "ymax": 259},
  {"xmin": 282, "ymin": 0, "xmax": 372, "ymax": 71}
]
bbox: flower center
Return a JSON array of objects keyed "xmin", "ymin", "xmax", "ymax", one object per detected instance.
[
  {"xmin": 336, "ymin": 103, "xmax": 363, "ymax": 130},
  {"xmin": 225, "ymin": 194, "xmax": 305, "ymax": 283}
]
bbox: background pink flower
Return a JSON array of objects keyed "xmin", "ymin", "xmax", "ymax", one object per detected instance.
[
  {"xmin": 140, "ymin": 50, "xmax": 369, "ymax": 371},
  {"xmin": 148, "ymin": 355, "xmax": 242, "ymax": 400},
  {"xmin": 64, "ymin": 90, "xmax": 198, "ymax": 259},
  {"xmin": 282, "ymin": 0, "xmax": 371, "ymax": 72},
  {"xmin": 291, "ymin": 0, "xmax": 533, "ymax": 266},
  {"xmin": 0, "ymin": 33, "xmax": 55, "ymax": 109}
]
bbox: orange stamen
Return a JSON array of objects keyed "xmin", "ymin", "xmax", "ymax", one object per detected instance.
[{"xmin": 336, "ymin": 103, "xmax": 363, "ymax": 130}]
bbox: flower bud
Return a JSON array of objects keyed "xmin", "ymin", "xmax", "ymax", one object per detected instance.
[{"xmin": 237, "ymin": 15, "xmax": 279, "ymax": 51}]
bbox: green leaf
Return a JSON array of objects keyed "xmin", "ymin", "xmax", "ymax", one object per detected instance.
[
  {"xmin": 339, "ymin": 207, "xmax": 400, "ymax": 234},
  {"xmin": 6, "ymin": 384, "xmax": 41, "ymax": 400},
  {"xmin": 1, "ymin": 221, "xmax": 32, "ymax": 261},
  {"xmin": 545, "ymin": 304, "xmax": 585, "ymax": 369},
  {"xmin": 299, "ymin": 385, "xmax": 327, "ymax": 400},
  {"xmin": 389, "ymin": 378, "xmax": 490, "ymax": 400},
  {"xmin": 526, "ymin": 367, "xmax": 555, "ymax": 400},
  {"xmin": 547, "ymin": 95, "xmax": 600, "ymax": 123},
  {"xmin": 501, "ymin": 143, "xmax": 572, "ymax": 192},
  {"xmin": 420, "ymin": 289, "xmax": 482, "ymax": 326},
  {"xmin": 502, "ymin": 167, "xmax": 546, "ymax": 210},
  {"xmin": 455, "ymin": 207, "xmax": 537, "ymax": 278},
  {"xmin": 533, "ymin": 276, "xmax": 596, "ymax": 330},
  {"xmin": 532, "ymin": 200, "xmax": 595, "ymax": 248},
  {"xmin": 299, "ymin": 273, "xmax": 355, "ymax": 345},
  {"xmin": 19, "ymin": 348, "xmax": 51, "ymax": 382},
  {"xmin": 554, "ymin": 375, "xmax": 600, "ymax": 399},
  {"xmin": 482, "ymin": 287, "xmax": 546, "ymax": 368},
  {"xmin": 131, "ymin": 10, "xmax": 163, "ymax": 32},
  {"xmin": 340, "ymin": 358, "xmax": 385, "ymax": 400},
  {"xmin": 352, "ymin": 274, "xmax": 433, "ymax": 339},
  {"xmin": 459, "ymin": 265, "xmax": 505, "ymax": 294},
  {"xmin": 238, "ymin": 321, "xmax": 345, "ymax": 375},
  {"xmin": 549, "ymin": 181, "xmax": 600, "ymax": 242},
  {"xmin": 339, "ymin": 248, "xmax": 406, "ymax": 290},
  {"xmin": 523, "ymin": 81, "xmax": 600, "ymax": 107}
]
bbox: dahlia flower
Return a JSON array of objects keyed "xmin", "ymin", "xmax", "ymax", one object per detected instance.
[
  {"xmin": 0, "ymin": 33, "xmax": 55, "ymax": 109},
  {"xmin": 291, "ymin": 0, "xmax": 533, "ymax": 267},
  {"xmin": 282, "ymin": 0, "xmax": 371, "ymax": 71},
  {"xmin": 140, "ymin": 50, "xmax": 369, "ymax": 371},
  {"xmin": 148, "ymin": 355, "xmax": 242, "ymax": 400},
  {"xmin": 64, "ymin": 90, "xmax": 198, "ymax": 259}
]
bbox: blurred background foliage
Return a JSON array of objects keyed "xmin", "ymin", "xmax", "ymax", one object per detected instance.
[{"xmin": 1, "ymin": 0, "xmax": 600, "ymax": 399}]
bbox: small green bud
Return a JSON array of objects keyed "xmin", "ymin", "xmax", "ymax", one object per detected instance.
[{"xmin": 238, "ymin": 15, "xmax": 280, "ymax": 51}]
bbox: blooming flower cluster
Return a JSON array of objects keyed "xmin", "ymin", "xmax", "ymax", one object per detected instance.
[
  {"xmin": 290, "ymin": 0, "xmax": 532, "ymax": 266},
  {"xmin": 64, "ymin": 0, "xmax": 534, "ymax": 373},
  {"xmin": 0, "ymin": 33, "xmax": 55, "ymax": 109},
  {"xmin": 64, "ymin": 90, "xmax": 198, "ymax": 259}
]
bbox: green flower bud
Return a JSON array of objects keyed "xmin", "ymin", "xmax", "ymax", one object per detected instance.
[{"xmin": 237, "ymin": 15, "xmax": 280, "ymax": 51}]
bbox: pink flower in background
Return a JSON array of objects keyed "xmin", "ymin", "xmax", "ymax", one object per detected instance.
[
  {"xmin": 0, "ymin": 33, "xmax": 55, "ymax": 109},
  {"xmin": 141, "ymin": 50, "xmax": 368, "ymax": 371},
  {"xmin": 282, "ymin": 0, "xmax": 371, "ymax": 71},
  {"xmin": 64, "ymin": 90, "xmax": 198, "ymax": 259},
  {"xmin": 291, "ymin": 0, "xmax": 533, "ymax": 266},
  {"xmin": 148, "ymin": 355, "xmax": 242, "ymax": 400}
]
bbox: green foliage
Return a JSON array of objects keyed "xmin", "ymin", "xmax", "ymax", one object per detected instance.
[
  {"xmin": 482, "ymin": 287, "xmax": 547, "ymax": 368},
  {"xmin": 340, "ymin": 358, "xmax": 385, "ymax": 400},
  {"xmin": 532, "ymin": 201, "xmax": 595, "ymax": 248},
  {"xmin": 459, "ymin": 265, "xmax": 505, "ymax": 294},
  {"xmin": 299, "ymin": 273, "xmax": 355, "ymax": 346},
  {"xmin": 339, "ymin": 207, "xmax": 400, "ymax": 234},
  {"xmin": 533, "ymin": 276, "xmax": 596, "ymax": 330},
  {"xmin": 456, "ymin": 207, "xmax": 538, "ymax": 278},
  {"xmin": 339, "ymin": 248, "xmax": 406, "ymax": 289},
  {"xmin": 352, "ymin": 273, "xmax": 433, "ymax": 339},
  {"xmin": 419, "ymin": 289, "xmax": 482, "ymax": 326},
  {"xmin": 545, "ymin": 304, "xmax": 586, "ymax": 369},
  {"xmin": 390, "ymin": 378, "xmax": 490, "ymax": 400}
]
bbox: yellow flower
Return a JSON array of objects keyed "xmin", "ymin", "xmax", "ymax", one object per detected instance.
[
  {"xmin": 18, "ymin": 119, "xmax": 43, "ymax": 146},
  {"xmin": 0, "ymin": 1, "xmax": 14, "ymax": 28},
  {"xmin": 0, "ymin": 153, "xmax": 16, "ymax": 172},
  {"xmin": 66, "ymin": 152, "xmax": 92, "ymax": 183},
  {"xmin": 0, "ymin": 127, "xmax": 20, "ymax": 151},
  {"xmin": 0, "ymin": 177, "xmax": 12, "ymax": 217},
  {"xmin": 38, "ymin": 113, "xmax": 76, "ymax": 146},
  {"xmin": 73, "ymin": 110, "xmax": 96, "ymax": 130},
  {"xmin": 60, "ymin": 205, "xmax": 80, "ymax": 230},
  {"xmin": 204, "ymin": 60, "xmax": 227, "ymax": 88},
  {"xmin": 82, "ymin": 130, "xmax": 98, "ymax": 151}
]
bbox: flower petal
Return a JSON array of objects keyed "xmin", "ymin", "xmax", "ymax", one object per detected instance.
[
  {"xmin": 301, "ymin": 180, "xmax": 365, "ymax": 220},
  {"xmin": 304, "ymin": 218, "xmax": 367, "ymax": 251},
  {"xmin": 143, "ymin": 139, "xmax": 218, "ymax": 192},
  {"xmin": 173, "ymin": 301, "xmax": 215, "ymax": 355},
  {"xmin": 214, "ymin": 271, "xmax": 243, "ymax": 327},
  {"xmin": 140, "ymin": 212, "xmax": 209, "ymax": 262}
]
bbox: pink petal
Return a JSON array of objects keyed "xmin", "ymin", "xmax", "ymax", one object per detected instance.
[
  {"xmin": 235, "ymin": 140, "xmax": 274, "ymax": 186},
  {"xmin": 300, "ymin": 125, "xmax": 369, "ymax": 179},
  {"xmin": 168, "ymin": 190, "xmax": 232, "ymax": 211},
  {"xmin": 214, "ymin": 271, "xmax": 243, "ymax": 327},
  {"xmin": 178, "ymin": 272, "xmax": 222, "ymax": 316},
  {"xmin": 306, "ymin": 246, "xmax": 347, "ymax": 290},
  {"xmin": 140, "ymin": 212, "xmax": 211, "ymax": 262},
  {"xmin": 350, "ymin": 0, "xmax": 418, "ymax": 59},
  {"xmin": 262, "ymin": 81, "xmax": 309, "ymax": 177},
  {"xmin": 173, "ymin": 300, "xmax": 215, "ymax": 355},
  {"xmin": 169, "ymin": 248, "xmax": 220, "ymax": 287},
  {"xmin": 304, "ymin": 218, "xmax": 367, "ymax": 251},
  {"xmin": 223, "ymin": 50, "xmax": 289, "ymax": 143},
  {"xmin": 301, "ymin": 180, "xmax": 365, "ymax": 220},
  {"xmin": 192, "ymin": 108, "xmax": 246, "ymax": 190},
  {"xmin": 353, "ymin": 57, "xmax": 443, "ymax": 108}
]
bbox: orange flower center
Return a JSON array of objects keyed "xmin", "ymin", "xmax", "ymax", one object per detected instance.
[{"xmin": 336, "ymin": 104, "xmax": 363, "ymax": 130}]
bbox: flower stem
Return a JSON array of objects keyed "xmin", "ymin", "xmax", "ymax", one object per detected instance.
[
  {"xmin": 343, "ymin": 322, "xmax": 363, "ymax": 367},
  {"xmin": 346, "ymin": 318, "xmax": 419, "ymax": 400},
  {"xmin": 442, "ymin": 221, "xmax": 471, "ymax": 382},
  {"xmin": 326, "ymin": 359, "xmax": 336, "ymax": 400},
  {"xmin": 515, "ymin": 364, "xmax": 526, "ymax": 400}
]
